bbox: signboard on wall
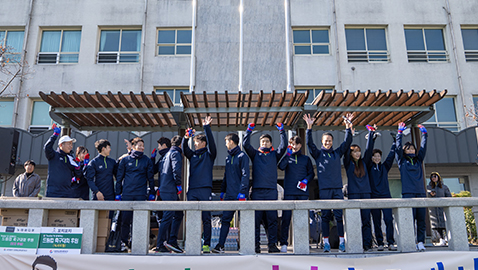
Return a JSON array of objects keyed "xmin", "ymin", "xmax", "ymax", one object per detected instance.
[
  {"xmin": 37, "ymin": 227, "xmax": 83, "ymax": 255},
  {"xmin": 0, "ymin": 226, "xmax": 41, "ymax": 254}
]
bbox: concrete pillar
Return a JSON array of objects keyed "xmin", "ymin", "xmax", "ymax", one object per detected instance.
[
  {"xmin": 292, "ymin": 209, "xmax": 309, "ymax": 254},
  {"xmin": 28, "ymin": 209, "xmax": 48, "ymax": 227},
  {"xmin": 344, "ymin": 208, "xmax": 363, "ymax": 253},
  {"xmin": 131, "ymin": 210, "xmax": 150, "ymax": 255},
  {"xmin": 393, "ymin": 207, "xmax": 416, "ymax": 252},
  {"xmin": 445, "ymin": 206, "xmax": 470, "ymax": 251},
  {"xmin": 185, "ymin": 210, "xmax": 202, "ymax": 255},
  {"xmin": 79, "ymin": 209, "xmax": 98, "ymax": 254},
  {"xmin": 239, "ymin": 210, "xmax": 255, "ymax": 255}
]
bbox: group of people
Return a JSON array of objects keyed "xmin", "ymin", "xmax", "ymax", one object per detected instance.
[{"xmin": 11, "ymin": 113, "xmax": 448, "ymax": 254}]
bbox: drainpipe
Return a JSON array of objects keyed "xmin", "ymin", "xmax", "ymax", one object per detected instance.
[
  {"xmin": 332, "ymin": 0, "xmax": 342, "ymax": 91},
  {"xmin": 443, "ymin": 0, "xmax": 468, "ymax": 127},
  {"xmin": 238, "ymin": 0, "xmax": 244, "ymax": 92},
  {"xmin": 189, "ymin": 0, "xmax": 197, "ymax": 92},
  {"xmin": 139, "ymin": 0, "xmax": 148, "ymax": 92},
  {"xmin": 284, "ymin": 0, "xmax": 292, "ymax": 92},
  {"xmin": 13, "ymin": 0, "xmax": 34, "ymax": 129}
]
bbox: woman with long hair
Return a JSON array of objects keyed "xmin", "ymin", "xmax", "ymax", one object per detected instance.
[
  {"xmin": 343, "ymin": 143, "xmax": 373, "ymax": 252},
  {"xmin": 427, "ymin": 172, "xmax": 452, "ymax": 246}
]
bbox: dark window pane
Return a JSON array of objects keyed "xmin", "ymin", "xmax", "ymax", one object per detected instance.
[
  {"xmin": 38, "ymin": 53, "xmax": 58, "ymax": 64},
  {"xmin": 295, "ymin": 45, "xmax": 311, "ymax": 54},
  {"xmin": 162, "ymin": 90, "xmax": 175, "ymax": 102},
  {"xmin": 436, "ymin": 98, "xmax": 457, "ymax": 122},
  {"xmin": 177, "ymin": 30, "xmax": 192, "ymax": 43},
  {"xmin": 347, "ymin": 51, "xmax": 368, "ymax": 62},
  {"xmin": 100, "ymin": 31, "xmax": 120, "ymax": 52},
  {"xmin": 425, "ymin": 29, "xmax": 445, "ymax": 50},
  {"xmin": 158, "ymin": 30, "xmax": 175, "ymax": 44},
  {"xmin": 369, "ymin": 52, "xmax": 388, "ymax": 61},
  {"xmin": 345, "ymin": 29, "xmax": 366, "ymax": 50},
  {"xmin": 461, "ymin": 29, "xmax": 478, "ymax": 50},
  {"xmin": 98, "ymin": 53, "xmax": 118, "ymax": 63},
  {"xmin": 158, "ymin": 46, "xmax": 175, "ymax": 55},
  {"xmin": 176, "ymin": 45, "xmax": 191, "ymax": 54},
  {"xmin": 311, "ymin": 30, "xmax": 328, "ymax": 43},
  {"xmin": 405, "ymin": 29, "xmax": 425, "ymax": 50},
  {"xmin": 473, "ymin": 97, "xmax": 478, "ymax": 109},
  {"xmin": 407, "ymin": 51, "xmax": 427, "ymax": 62},
  {"xmin": 176, "ymin": 90, "xmax": 188, "ymax": 104},
  {"xmin": 293, "ymin": 30, "xmax": 310, "ymax": 43},
  {"xmin": 312, "ymin": 45, "xmax": 329, "ymax": 54},
  {"xmin": 428, "ymin": 52, "xmax": 447, "ymax": 61},
  {"xmin": 366, "ymin": 29, "xmax": 387, "ymax": 50},
  {"xmin": 121, "ymin": 30, "xmax": 141, "ymax": 52}
]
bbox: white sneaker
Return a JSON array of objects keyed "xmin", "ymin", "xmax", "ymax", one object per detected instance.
[
  {"xmin": 417, "ymin": 242, "xmax": 426, "ymax": 252},
  {"xmin": 280, "ymin": 245, "xmax": 287, "ymax": 253},
  {"xmin": 437, "ymin": 238, "xmax": 447, "ymax": 246}
]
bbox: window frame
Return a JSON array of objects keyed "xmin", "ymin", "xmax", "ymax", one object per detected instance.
[
  {"xmin": 404, "ymin": 26, "xmax": 449, "ymax": 63},
  {"xmin": 37, "ymin": 27, "xmax": 82, "ymax": 65},
  {"xmin": 97, "ymin": 27, "xmax": 142, "ymax": 64},
  {"xmin": 344, "ymin": 26, "xmax": 390, "ymax": 63},
  {"xmin": 295, "ymin": 87, "xmax": 335, "ymax": 104},
  {"xmin": 29, "ymin": 100, "xmax": 52, "ymax": 133},
  {"xmin": 155, "ymin": 87, "xmax": 189, "ymax": 106},
  {"xmin": 0, "ymin": 28, "xmax": 25, "ymax": 64},
  {"xmin": 423, "ymin": 96, "xmax": 459, "ymax": 131},
  {"xmin": 292, "ymin": 28, "xmax": 330, "ymax": 56},
  {"xmin": 156, "ymin": 28, "xmax": 192, "ymax": 56},
  {"xmin": 0, "ymin": 98, "xmax": 15, "ymax": 127},
  {"xmin": 461, "ymin": 26, "xmax": 478, "ymax": 62}
]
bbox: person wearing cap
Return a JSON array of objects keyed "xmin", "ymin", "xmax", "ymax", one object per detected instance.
[
  {"xmin": 12, "ymin": 160, "xmax": 41, "ymax": 197},
  {"xmin": 427, "ymin": 172, "xmax": 452, "ymax": 246},
  {"xmin": 44, "ymin": 124, "xmax": 82, "ymax": 198}
]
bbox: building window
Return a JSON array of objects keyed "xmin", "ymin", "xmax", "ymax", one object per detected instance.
[
  {"xmin": 157, "ymin": 29, "xmax": 192, "ymax": 55},
  {"xmin": 345, "ymin": 27, "xmax": 389, "ymax": 62},
  {"xmin": 30, "ymin": 101, "xmax": 52, "ymax": 133},
  {"xmin": 296, "ymin": 87, "xmax": 334, "ymax": 104},
  {"xmin": 404, "ymin": 28, "xmax": 448, "ymax": 62},
  {"xmin": 292, "ymin": 29, "xmax": 329, "ymax": 55},
  {"xmin": 461, "ymin": 28, "xmax": 478, "ymax": 62},
  {"xmin": 98, "ymin": 29, "xmax": 141, "ymax": 64},
  {"xmin": 37, "ymin": 29, "xmax": 81, "ymax": 64},
  {"xmin": 155, "ymin": 88, "xmax": 188, "ymax": 106},
  {"xmin": 0, "ymin": 100, "xmax": 14, "ymax": 126},
  {"xmin": 0, "ymin": 30, "xmax": 24, "ymax": 63},
  {"xmin": 423, "ymin": 97, "xmax": 459, "ymax": 131}
]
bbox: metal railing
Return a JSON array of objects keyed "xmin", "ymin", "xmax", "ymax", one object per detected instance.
[{"xmin": 0, "ymin": 197, "xmax": 476, "ymax": 255}]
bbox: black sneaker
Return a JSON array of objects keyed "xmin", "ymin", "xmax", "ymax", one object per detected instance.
[
  {"xmin": 152, "ymin": 246, "xmax": 170, "ymax": 253},
  {"xmin": 364, "ymin": 246, "xmax": 373, "ymax": 252},
  {"xmin": 211, "ymin": 244, "xmax": 225, "ymax": 254},
  {"xmin": 255, "ymin": 245, "xmax": 261, "ymax": 254},
  {"xmin": 268, "ymin": 245, "xmax": 280, "ymax": 253},
  {"xmin": 164, "ymin": 242, "xmax": 184, "ymax": 253}
]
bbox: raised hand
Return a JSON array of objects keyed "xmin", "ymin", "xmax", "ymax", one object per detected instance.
[
  {"xmin": 52, "ymin": 123, "xmax": 61, "ymax": 136},
  {"xmin": 417, "ymin": 124, "xmax": 427, "ymax": 134},
  {"xmin": 276, "ymin": 122, "xmax": 284, "ymax": 132},
  {"xmin": 151, "ymin": 148, "xmax": 157, "ymax": 159},
  {"xmin": 247, "ymin": 123, "xmax": 255, "ymax": 132},
  {"xmin": 343, "ymin": 113, "xmax": 354, "ymax": 129},
  {"xmin": 185, "ymin": 128, "xmax": 196, "ymax": 139},
  {"xmin": 302, "ymin": 114, "xmax": 315, "ymax": 129},
  {"xmin": 202, "ymin": 116, "xmax": 213, "ymax": 126},
  {"xmin": 398, "ymin": 122, "xmax": 406, "ymax": 133}
]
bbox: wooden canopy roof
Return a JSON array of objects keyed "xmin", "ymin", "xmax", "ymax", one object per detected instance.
[{"xmin": 39, "ymin": 89, "xmax": 447, "ymax": 131}]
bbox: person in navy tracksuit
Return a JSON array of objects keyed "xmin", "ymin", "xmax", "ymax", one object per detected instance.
[
  {"xmin": 211, "ymin": 133, "xmax": 249, "ymax": 253},
  {"xmin": 85, "ymin": 139, "xmax": 118, "ymax": 201},
  {"xmin": 115, "ymin": 137, "xmax": 155, "ymax": 249},
  {"xmin": 277, "ymin": 135, "xmax": 314, "ymax": 253},
  {"xmin": 243, "ymin": 122, "xmax": 287, "ymax": 253},
  {"xmin": 343, "ymin": 139, "xmax": 373, "ymax": 252},
  {"xmin": 303, "ymin": 113, "xmax": 353, "ymax": 252},
  {"xmin": 396, "ymin": 122, "xmax": 428, "ymax": 252},
  {"xmin": 44, "ymin": 124, "xmax": 82, "ymax": 198},
  {"xmin": 364, "ymin": 126, "xmax": 396, "ymax": 251},
  {"xmin": 73, "ymin": 146, "xmax": 90, "ymax": 200},
  {"xmin": 150, "ymin": 137, "xmax": 171, "ymax": 222},
  {"xmin": 155, "ymin": 135, "xmax": 184, "ymax": 253},
  {"xmin": 182, "ymin": 116, "xmax": 217, "ymax": 253}
]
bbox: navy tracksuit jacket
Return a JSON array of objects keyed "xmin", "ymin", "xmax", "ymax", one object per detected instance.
[
  {"xmin": 85, "ymin": 154, "xmax": 118, "ymax": 200},
  {"xmin": 243, "ymin": 128, "xmax": 286, "ymax": 247},
  {"xmin": 217, "ymin": 145, "xmax": 250, "ymax": 247},
  {"xmin": 115, "ymin": 152, "xmax": 155, "ymax": 198},
  {"xmin": 44, "ymin": 134, "xmax": 82, "ymax": 198}
]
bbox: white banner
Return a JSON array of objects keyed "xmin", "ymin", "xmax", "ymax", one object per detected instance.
[{"xmin": 0, "ymin": 252, "xmax": 476, "ymax": 270}]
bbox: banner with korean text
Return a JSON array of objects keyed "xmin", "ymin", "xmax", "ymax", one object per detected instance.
[{"xmin": 0, "ymin": 252, "xmax": 476, "ymax": 270}]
